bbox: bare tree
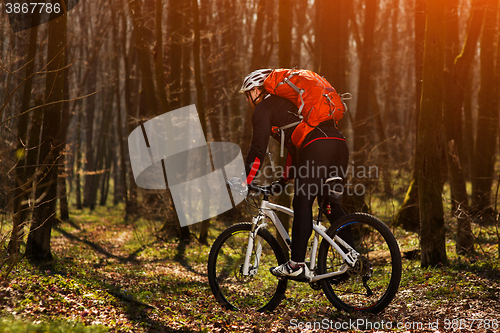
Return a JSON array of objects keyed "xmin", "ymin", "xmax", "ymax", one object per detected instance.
[
  {"xmin": 9, "ymin": 21, "xmax": 39, "ymax": 255},
  {"xmin": 417, "ymin": 0, "xmax": 447, "ymax": 267},
  {"xmin": 350, "ymin": 0, "xmax": 379, "ymax": 213},
  {"xmin": 472, "ymin": 0, "xmax": 499, "ymax": 221},
  {"xmin": 26, "ymin": 9, "xmax": 67, "ymax": 262}
]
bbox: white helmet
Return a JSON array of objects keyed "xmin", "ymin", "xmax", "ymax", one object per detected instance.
[{"xmin": 239, "ymin": 69, "xmax": 273, "ymax": 93}]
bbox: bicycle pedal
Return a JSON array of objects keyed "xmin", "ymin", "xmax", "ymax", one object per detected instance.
[
  {"xmin": 289, "ymin": 276, "xmax": 311, "ymax": 283},
  {"xmin": 309, "ymin": 281, "xmax": 322, "ymax": 290}
]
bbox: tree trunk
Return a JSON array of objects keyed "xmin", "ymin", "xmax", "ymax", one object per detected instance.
[
  {"xmin": 451, "ymin": 0, "xmax": 486, "ymax": 177},
  {"xmin": 58, "ymin": 153, "xmax": 69, "ymax": 219},
  {"xmin": 370, "ymin": 89, "xmax": 394, "ymax": 197},
  {"xmin": 75, "ymin": 111, "xmax": 83, "ymax": 210},
  {"xmin": 26, "ymin": 9, "xmax": 66, "ymax": 262},
  {"xmin": 111, "ymin": 10, "xmax": 129, "ymax": 209},
  {"xmin": 383, "ymin": 0, "xmax": 401, "ymax": 146},
  {"xmin": 121, "ymin": 8, "xmax": 138, "ymax": 217},
  {"xmin": 223, "ymin": 0, "xmax": 241, "ymax": 144},
  {"xmin": 192, "ymin": 0, "xmax": 211, "ymax": 245},
  {"xmin": 472, "ymin": 0, "xmax": 499, "ymax": 221},
  {"xmin": 417, "ymin": 0, "xmax": 447, "ymax": 267},
  {"xmin": 181, "ymin": 0, "xmax": 192, "ymax": 107},
  {"xmin": 100, "ymin": 139, "xmax": 112, "ymax": 206},
  {"xmin": 82, "ymin": 60, "xmax": 98, "ymax": 208},
  {"xmin": 393, "ymin": 0, "xmax": 426, "ymax": 231},
  {"xmin": 291, "ymin": 0, "xmax": 308, "ymax": 67},
  {"xmin": 9, "ymin": 22, "xmax": 39, "ymax": 255},
  {"xmin": 350, "ymin": 0, "xmax": 378, "ymax": 213},
  {"xmin": 168, "ymin": 0, "xmax": 183, "ymax": 111},
  {"xmin": 317, "ymin": 0, "xmax": 349, "ymax": 94},
  {"xmin": 241, "ymin": 0, "xmax": 267, "ymax": 156},
  {"xmin": 442, "ymin": 0, "xmax": 476, "ymax": 253},
  {"xmin": 127, "ymin": 0, "xmax": 159, "ymax": 116},
  {"xmin": 448, "ymin": 140, "xmax": 474, "ymax": 253},
  {"xmin": 90, "ymin": 89, "xmax": 114, "ymax": 208},
  {"xmin": 167, "ymin": 0, "xmax": 190, "ymax": 241},
  {"xmin": 58, "ymin": 41, "xmax": 71, "ymax": 221},
  {"xmin": 276, "ymin": 0, "xmax": 292, "ymax": 244},
  {"xmin": 201, "ymin": 0, "xmax": 222, "ymax": 143},
  {"xmin": 154, "ymin": 0, "xmax": 169, "ymax": 114}
]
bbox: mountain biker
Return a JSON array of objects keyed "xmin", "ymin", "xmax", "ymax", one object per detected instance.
[{"xmin": 240, "ymin": 69, "xmax": 350, "ymax": 282}]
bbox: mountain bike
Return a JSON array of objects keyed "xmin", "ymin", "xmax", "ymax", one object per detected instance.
[{"xmin": 207, "ymin": 177, "xmax": 402, "ymax": 314}]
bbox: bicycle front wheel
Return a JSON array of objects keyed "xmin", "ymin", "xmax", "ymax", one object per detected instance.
[
  {"xmin": 208, "ymin": 223, "xmax": 288, "ymax": 312},
  {"xmin": 317, "ymin": 213, "xmax": 402, "ymax": 314}
]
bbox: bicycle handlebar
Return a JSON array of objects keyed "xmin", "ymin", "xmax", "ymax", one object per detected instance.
[
  {"xmin": 247, "ymin": 183, "xmax": 273, "ymax": 196},
  {"xmin": 226, "ymin": 178, "xmax": 274, "ymax": 197}
]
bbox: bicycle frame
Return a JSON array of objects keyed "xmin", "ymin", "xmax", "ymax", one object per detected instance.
[{"xmin": 242, "ymin": 196, "xmax": 360, "ymax": 282}]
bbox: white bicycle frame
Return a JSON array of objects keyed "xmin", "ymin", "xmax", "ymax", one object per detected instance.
[{"xmin": 242, "ymin": 197, "xmax": 360, "ymax": 282}]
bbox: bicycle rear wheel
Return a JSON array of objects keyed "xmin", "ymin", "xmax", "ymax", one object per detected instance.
[
  {"xmin": 208, "ymin": 223, "xmax": 288, "ymax": 312},
  {"xmin": 317, "ymin": 213, "xmax": 402, "ymax": 314}
]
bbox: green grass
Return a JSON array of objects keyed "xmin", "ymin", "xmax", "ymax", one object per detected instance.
[{"xmin": 0, "ymin": 319, "xmax": 108, "ymax": 333}]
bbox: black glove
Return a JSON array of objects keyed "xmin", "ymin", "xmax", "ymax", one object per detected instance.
[
  {"xmin": 227, "ymin": 176, "xmax": 245, "ymax": 190},
  {"xmin": 271, "ymin": 178, "xmax": 289, "ymax": 195}
]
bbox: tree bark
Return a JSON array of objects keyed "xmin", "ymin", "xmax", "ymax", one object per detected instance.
[
  {"xmin": 393, "ymin": 0, "xmax": 426, "ymax": 231},
  {"xmin": 291, "ymin": 0, "xmax": 308, "ymax": 67},
  {"xmin": 121, "ymin": 8, "xmax": 139, "ymax": 217},
  {"xmin": 75, "ymin": 111, "xmax": 83, "ymax": 210},
  {"xmin": 82, "ymin": 60, "xmax": 98, "ymax": 208},
  {"xmin": 181, "ymin": 0, "xmax": 192, "ymax": 107},
  {"xmin": 58, "ymin": 40, "xmax": 71, "ymax": 221},
  {"xmin": 168, "ymin": 0, "xmax": 183, "ymax": 111},
  {"xmin": 111, "ymin": 9, "xmax": 128, "ymax": 208},
  {"xmin": 201, "ymin": 0, "xmax": 222, "ymax": 143},
  {"xmin": 241, "ymin": 0, "xmax": 267, "ymax": 156},
  {"xmin": 154, "ymin": 0, "xmax": 169, "ymax": 114},
  {"xmin": 472, "ymin": 0, "xmax": 499, "ymax": 220},
  {"xmin": 417, "ymin": 0, "xmax": 447, "ymax": 267},
  {"xmin": 451, "ymin": 0, "xmax": 486, "ymax": 175},
  {"xmin": 383, "ymin": 0, "xmax": 401, "ymax": 143},
  {"xmin": 192, "ymin": 0, "xmax": 210, "ymax": 245},
  {"xmin": 317, "ymin": 0, "xmax": 349, "ymax": 94},
  {"xmin": 350, "ymin": 0, "xmax": 378, "ymax": 213},
  {"xmin": 442, "ymin": 0, "xmax": 475, "ymax": 253},
  {"xmin": 127, "ymin": 0, "xmax": 159, "ymax": 116},
  {"xmin": 276, "ymin": 0, "xmax": 293, "ymax": 243},
  {"xmin": 166, "ymin": 0, "xmax": 190, "ymax": 241},
  {"xmin": 9, "ymin": 22, "xmax": 39, "ymax": 255},
  {"xmin": 26, "ymin": 9, "xmax": 66, "ymax": 262}
]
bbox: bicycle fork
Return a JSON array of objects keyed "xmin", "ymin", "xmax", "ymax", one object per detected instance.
[{"xmin": 241, "ymin": 215, "xmax": 267, "ymax": 276}]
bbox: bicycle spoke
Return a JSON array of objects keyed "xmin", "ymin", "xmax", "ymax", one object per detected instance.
[
  {"xmin": 208, "ymin": 223, "xmax": 287, "ymax": 312},
  {"xmin": 318, "ymin": 213, "xmax": 401, "ymax": 313}
]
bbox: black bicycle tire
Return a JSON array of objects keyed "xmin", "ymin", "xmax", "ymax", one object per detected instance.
[
  {"xmin": 317, "ymin": 213, "xmax": 402, "ymax": 314},
  {"xmin": 207, "ymin": 222, "xmax": 288, "ymax": 312}
]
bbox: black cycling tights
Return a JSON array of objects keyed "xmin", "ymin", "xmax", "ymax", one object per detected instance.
[{"xmin": 290, "ymin": 137, "xmax": 349, "ymax": 263}]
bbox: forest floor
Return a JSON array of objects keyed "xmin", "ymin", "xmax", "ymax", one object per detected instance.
[{"xmin": 0, "ymin": 204, "xmax": 499, "ymax": 332}]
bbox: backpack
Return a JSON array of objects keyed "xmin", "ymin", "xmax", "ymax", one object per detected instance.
[{"xmin": 263, "ymin": 68, "xmax": 350, "ymax": 152}]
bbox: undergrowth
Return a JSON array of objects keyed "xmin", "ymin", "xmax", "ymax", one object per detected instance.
[{"xmin": 0, "ymin": 200, "xmax": 498, "ymax": 332}]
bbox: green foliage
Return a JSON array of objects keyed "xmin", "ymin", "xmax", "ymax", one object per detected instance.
[{"xmin": 0, "ymin": 319, "xmax": 108, "ymax": 333}]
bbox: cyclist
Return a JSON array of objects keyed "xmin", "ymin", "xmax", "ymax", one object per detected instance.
[{"xmin": 240, "ymin": 69, "xmax": 349, "ymax": 282}]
